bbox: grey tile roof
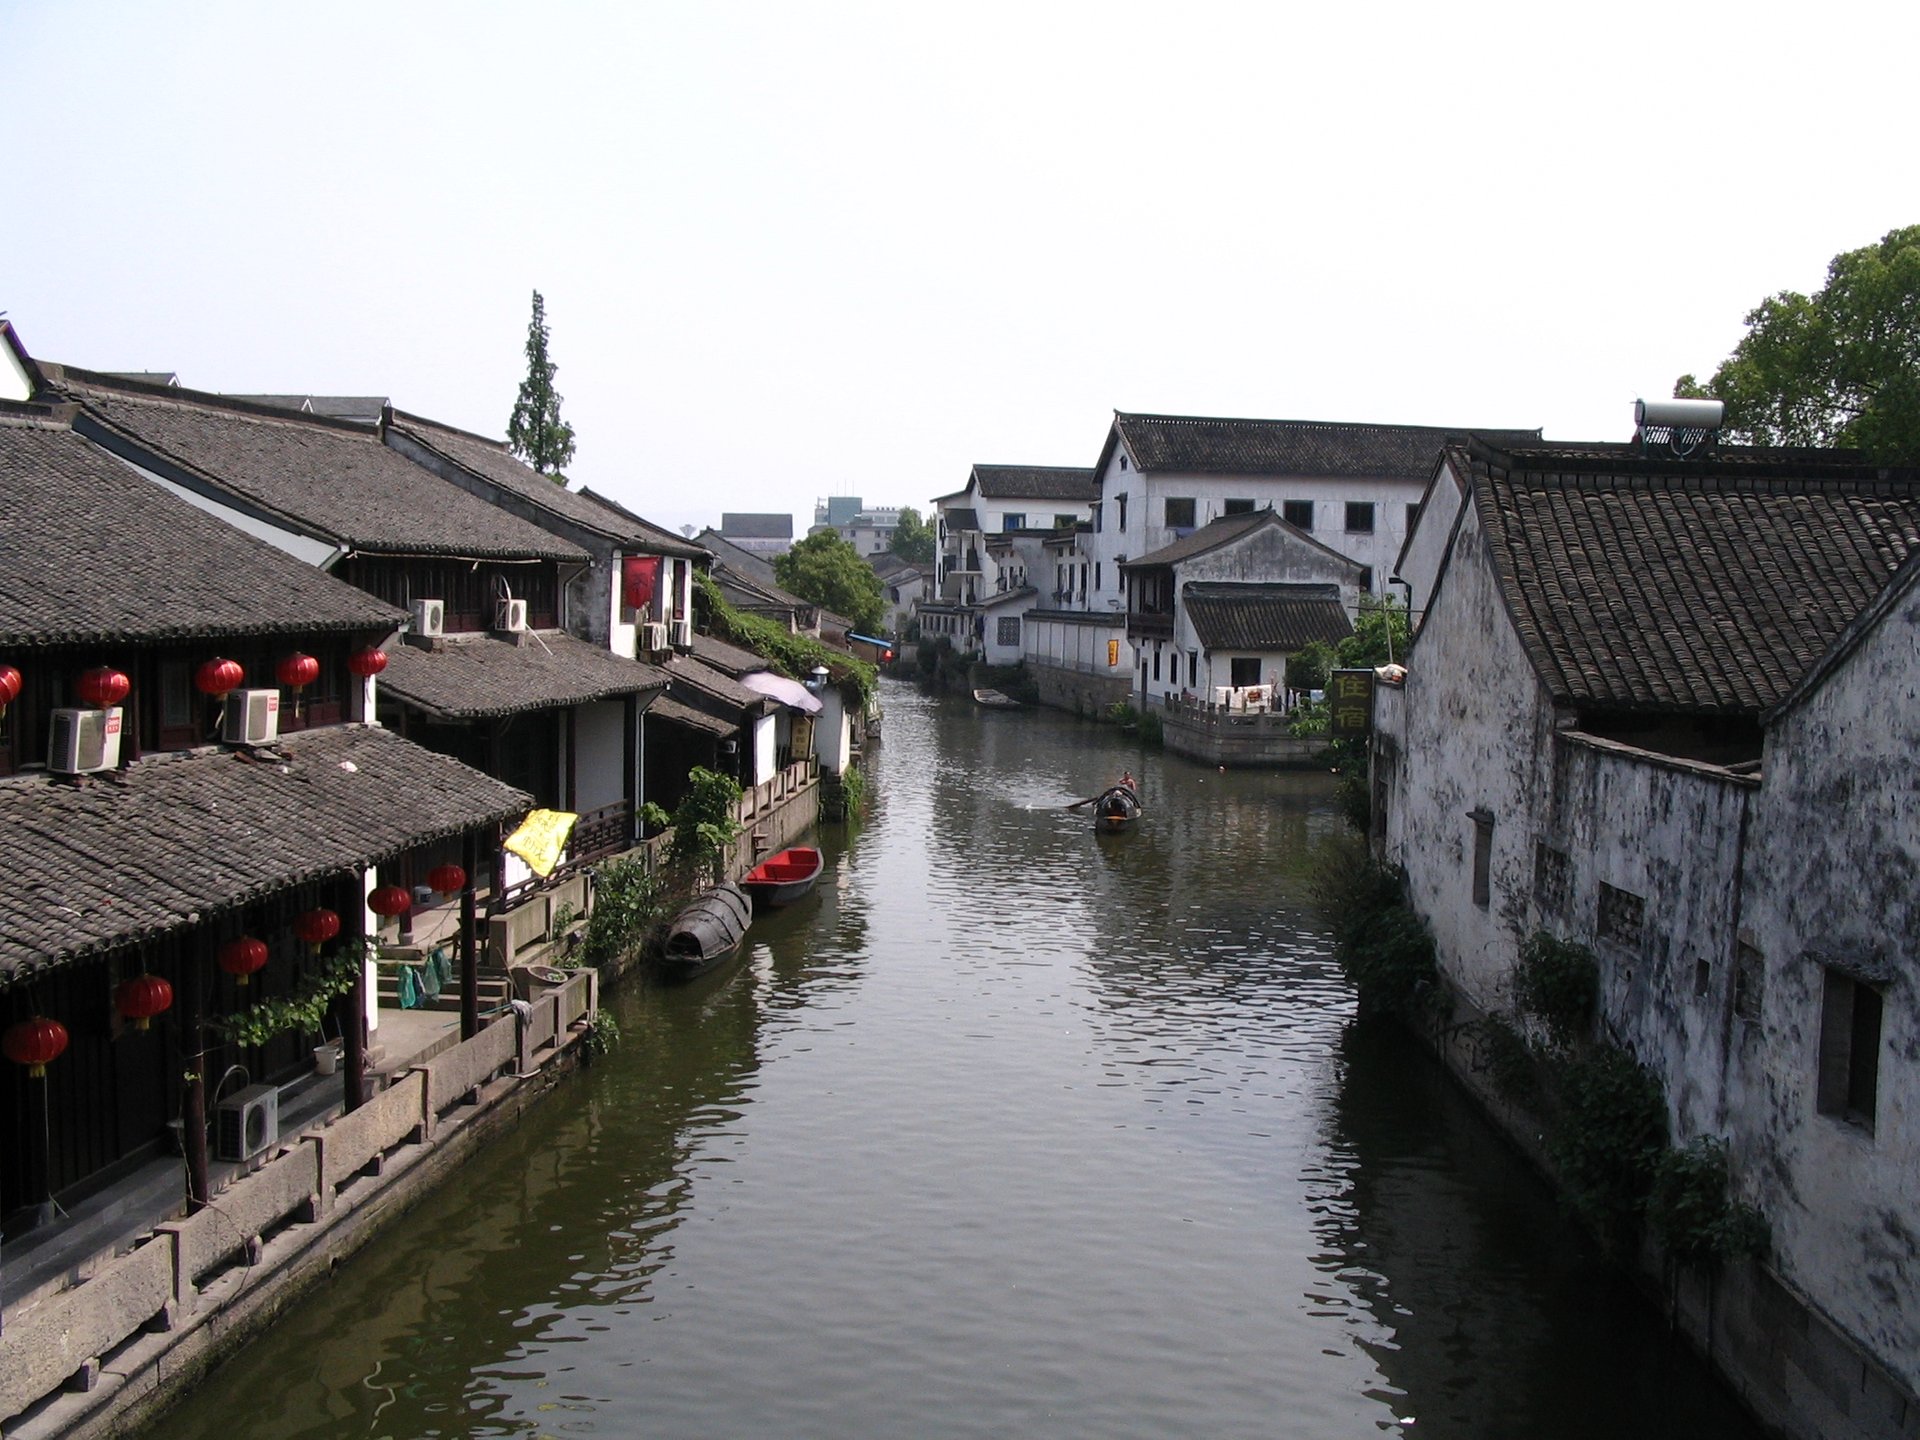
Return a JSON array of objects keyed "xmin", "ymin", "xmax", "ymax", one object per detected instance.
[
  {"xmin": 51, "ymin": 369, "xmax": 586, "ymax": 562},
  {"xmin": 1113, "ymin": 412, "xmax": 1542, "ymax": 479},
  {"xmin": 1466, "ymin": 441, "xmax": 1920, "ymax": 715},
  {"xmin": 720, "ymin": 513, "xmax": 793, "ymax": 540},
  {"xmin": 0, "ymin": 725, "xmax": 529, "ymax": 982},
  {"xmin": 0, "ymin": 411, "xmax": 403, "ymax": 648},
  {"xmin": 227, "ymin": 395, "xmax": 389, "ymax": 423},
  {"xmin": 971, "ymin": 464, "xmax": 1100, "ymax": 501},
  {"xmin": 649, "ymin": 695, "xmax": 734, "ymax": 737},
  {"xmin": 1183, "ymin": 583, "xmax": 1353, "ymax": 651},
  {"xmin": 379, "ymin": 631, "xmax": 668, "ymax": 720},
  {"xmin": 660, "ymin": 654, "xmax": 775, "ymax": 715},
  {"xmin": 1119, "ymin": 508, "xmax": 1276, "ymax": 568},
  {"xmin": 694, "ymin": 529, "xmax": 786, "ymax": 592},
  {"xmin": 943, "ymin": 508, "xmax": 982, "ymax": 532},
  {"xmin": 391, "ymin": 412, "xmax": 705, "ymax": 558},
  {"xmin": 688, "ymin": 631, "xmax": 772, "ymax": 678}
]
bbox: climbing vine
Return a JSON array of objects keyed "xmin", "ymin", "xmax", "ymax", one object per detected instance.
[
  {"xmin": 1514, "ymin": 931, "xmax": 1600, "ymax": 1049},
  {"xmin": 1308, "ymin": 837, "xmax": 1439, "ymax": 1018},
  {"xmin": 693, "ymin": 571, "xmax": 876, "ymax": 710},
  {"xmin": 1548, "ymin": 1044, "xmax": 1670, "ymax": 1251},
  {"xmin": 1648, "ymin": 1136, "xmax": 1770, "ymax": 1271},
  {"xmin": 669, "ymin": 766, "xmax": 743, "ymax": 881},
  {"xmin": 578, "ymin": 854, "xmax": 668, "ymax": 966},
  {"xmin": 214, "ymin": 938, "xmax": 372, "ymax": 1048}
]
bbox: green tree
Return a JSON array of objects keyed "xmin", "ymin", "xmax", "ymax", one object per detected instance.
[
  {"xmin": 1337, "ymin": 595, "xmax": 1410, "ymax": 668},
  {"xmin": 774, "ymin": 530, "xmax": 886, "ymax": 633},
  {"xmin": 507, "ymin": 290, "xmax": 576, "ymax": 481},
  {"xmin": 1676, "ymin": 225, "xmax": 1920, "ymax": 464},
  {"xmin": 889, "ymin": 506, "xmax": 935, "ymax": 565}
]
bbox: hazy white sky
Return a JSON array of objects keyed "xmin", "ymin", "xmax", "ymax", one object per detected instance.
[{"xmin": 7, "ymin": 2, "xmax": 1917, "ymax": 537}]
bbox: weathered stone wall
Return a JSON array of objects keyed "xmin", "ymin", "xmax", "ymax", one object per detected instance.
[
  {"xmin": 1739, "ymin": 583, "xmax": 1920, "ymax": 1399},
  {"xmin": 1028, "ymin": 658, "xmax": 1131, "ymax": 719}
]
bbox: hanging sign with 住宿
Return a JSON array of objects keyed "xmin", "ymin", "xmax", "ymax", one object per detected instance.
[{"xmin": 1329, "ymin": 668, "xmax": 1374, "ymax": 737}]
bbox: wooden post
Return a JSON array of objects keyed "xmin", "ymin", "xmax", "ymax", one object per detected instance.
[
  {"xmin": 183, "ymin": 957, "xmax": 211, "ymax": 1212},
  {"xmin": 342, "ymin": 895, "xmax": 366, "ymax": 1113},
  {"xmin": 460, "ymin": 830, "xmax": 480, "ymax": 1041}
]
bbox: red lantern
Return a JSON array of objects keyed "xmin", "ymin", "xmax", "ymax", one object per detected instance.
[
  {"xmin": 368, "ymin": 885, "xmax": 411, "ymax": 918},
  {"xmin": 427, "ymin": 863, "xmax": 467, "ymax": 896},
  {"xmin": 293, "ymin": 908, "xmax": 340, "ymax": 951},
  {"xmin": 218, "ymin": 935, "xmax": 270, "ymax": 986},
  {"xmin": 0, "ymin": 663, "xmax": 21, "ymax": 712},
  {"xmin": 115, "ymin": 974, "xmax": 174, "ymax": 1031},
  {"xmin": 77, "ymin": 666, "xmax": 131, "ymax": 708},
  {"xmin": 276, "ymin": 653, "xmax": 320, "ymax": 692},
  {"xmin": 3, "ymin": 1016, "xmax": 69, "ymax": 1077},
  {"xmin": 347, "ymin": 647, "xmax": 389, "ymax": 679},
  {"xmin": 194, "ymin": 657, "xmax": 245, "ymax": 697}
]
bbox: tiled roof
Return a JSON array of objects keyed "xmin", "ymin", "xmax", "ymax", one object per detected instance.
[
  {"xmin": 660, "ymin": 654, "xmax": 775, "ymax": 715},
  {"xmin": 379, "ymin": 632, "xmax": 668, "ymax": 720},
  {"xmin": 228, "ymin": 394, "xmax": 388, "ymax": 423},
  {"xmin": 943, "ymin": 507, "xmax": 982, "ymax": 532},
  {"xmin": 0, "ymin": 411, "xmax": 402, "ymax": 648},
  {"xmin": 1113, "ymin": 412, "xmax": 1541, "ymax": 479},
  {"xmin": 1183, "ymin": 583, "xmax": 1353, "ymax": 651},
  {"xmin": 688, "ymin": 631, "xmax": 773, "ymax": 678},
  {"xmin": 50, "ymin": 369, "xmax": 586, "ymax": 561},
  {"xmin": 648, "ymin": 695, "xmax": 733, "ymax": 737},
  {"xmin": 391, "ymin": 413, "xmax": 705, "ymax": 558},
  {"xmin": 720, "ymin": 513, "xmax": 793, "ymax": 540},
  {"xmin": 695, "ymin": 529, "xmax": 786, "ymax": 592},
  {"xmin": 972, "ymin": 464, "xmax": 1100, "ymax": 501},
  {"xmin": 1120, "ymin": 508, "xmax": 1277, "ymax": 568},
  {"xmin": 1466, "ymin": 441, "xmax": 1920, "ymax": 714},
  {"xmin": 0, "ymin": 725, "xmax": 529, "ymax": 982}
]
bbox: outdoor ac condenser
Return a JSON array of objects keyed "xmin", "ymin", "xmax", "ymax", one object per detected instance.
[
  {"xmin": 47, "ymin": 707, "xmax": 122, "ymax": 775},
  {"xmin": 221, "ymin": 689, "xmax": 280, "ymax": 746},
  {"xmin": 214, "ymin": 1083, "xmax": 280, "ymax": 1162}
]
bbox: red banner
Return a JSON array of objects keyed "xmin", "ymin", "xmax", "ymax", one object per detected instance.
[{"xmin": 622, "ymin": 555, "xmax": 661, "ymax": 612}]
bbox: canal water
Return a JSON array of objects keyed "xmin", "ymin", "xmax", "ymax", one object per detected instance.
[{"xmin": 144, "ymin": 681, "xmax": 1761, "ymax": 1439}]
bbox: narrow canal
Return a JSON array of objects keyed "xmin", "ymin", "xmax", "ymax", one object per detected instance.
[{"xmin": 145, "ymin": 681, "xmax": 1761, "ymax": 1439}]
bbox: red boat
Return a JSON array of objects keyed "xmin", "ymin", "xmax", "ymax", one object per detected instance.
[{"xmin": 740, "ymin": 845, "xmax": 824, "ymax": 909}]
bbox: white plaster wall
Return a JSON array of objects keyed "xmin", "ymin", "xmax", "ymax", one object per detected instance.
[
  {"xmin": 1023, "ymin": 615, "xmax": 1130, "ymax": 676},
  {"xmin": 575, "ymin": 700, "xmax": 627, "ymax": 813},
  {"xmin": 813, "ymin": 688, "xmax": 851, "ymax": 774},
  {"xmin": 1133, "ymin": 472, "xmax": 1426, "ymax": 586},
  {"xmin": 1383, "ymin": 504, "xmax": 1562, "ymax": 1014},
  {"xmin": 1395, "ymin": 463, "xmax": 1467, "ymax": 633},
  {"xmin": 1738, "ymin": 588, "xmax": 1920, "ymax": 1391},
  {"xmin": 751, "ymin": 712, "xmax": 777, "ymax": 785}
]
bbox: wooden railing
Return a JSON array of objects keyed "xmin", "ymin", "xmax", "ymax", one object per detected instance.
[{"xmin": 736, "ymin": 756, "xmax": 818, "ymax": 822}]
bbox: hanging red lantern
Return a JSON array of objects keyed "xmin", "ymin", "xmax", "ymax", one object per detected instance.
[
  {"xmin": 115, "ymin": 974, "xmax": 174, "ymax": 1031},
  {"xmin": 3, "ymin": 1016, "xmax": 69, "ymax": 1077},
  {"xmin": 76, "ymin": 666, "xmax": 131, "ymax": 708},
  {"xmin": 427, "ymin": 863, "xmax": 467, "ymax": 896},
  {"xmin": 368, "ymin": 885, "xmax": 411, "ymax": 918},
  {"xmin": 276, "ymin": 653, "xmax": 320, "ymax": 692},
  {"xmin": 293, "ymin": 908, "xmax": 340, "ymax": 952},
  {"xmin": 218, "ymin": 935, "xmax": 270, "ymax": 985},
  {"xmin": 194, "ymin": 657, "xmax": 245, "ymax": 697},
  {"xmin": 346, "ymin": 646, "xmax": 389, "ymax": 679},
  {"xmin": 0, "ymin": 663, "xmax": 21, "ymax": 713}
]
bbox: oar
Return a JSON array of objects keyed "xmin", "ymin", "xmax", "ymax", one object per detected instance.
[{"xmin": 1065, "ymin": 794, "xmax": 1099, "ymax": 810}]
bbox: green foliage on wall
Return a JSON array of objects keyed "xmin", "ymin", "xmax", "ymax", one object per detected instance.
[
  {"xmin": 1514, "ymin": 931, "xmax": 1601, "ymax": 1049},
  {"xmin": 215, "ymin": 938, "xmax": 371, "ymax": 1048},
  {"xmin": 1549, "ymin": 1044, "xmax": 1670, "ymax": 1251},
  {"xmin": 1648, "ymin": 1136, "xmax": 1770, "ymax": 1272},
  {"xmin": 1309, "ymin": 837, "xmax": 1439, "ymax": 1018},
  {"xmin": 579, "ymin": 854, "xmax": 668, "ymax": 967},
  {"xmin": 669, "ymin": 766, "xmax": 743, "ymax": 882},
  {"xmin": 694, "ymin": 571, "xmax": 876, "ymax": 711}
]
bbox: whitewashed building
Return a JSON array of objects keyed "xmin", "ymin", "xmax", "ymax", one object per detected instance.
[{"xmin": 1375, "ymin": 432, "xmax": 1920, "ymax": 1440}]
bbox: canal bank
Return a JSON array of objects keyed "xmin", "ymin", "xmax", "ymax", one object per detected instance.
[{"xmin": 137, "ymin": 682, "xmax": 1764, "ymax": 1440}]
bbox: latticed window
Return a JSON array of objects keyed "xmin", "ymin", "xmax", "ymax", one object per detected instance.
[
  {"xmin": 1533, "ymin": 842, "xmax": 1570, "ymax": 914},
  {"xmin": 996, "ymin": 617, "xmax": 1020, "ymax": 647},
  {"xmin": 1597, "ymin": 882, "xmax": 1645, "ymax": 950}
]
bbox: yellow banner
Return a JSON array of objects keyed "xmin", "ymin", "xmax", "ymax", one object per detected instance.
[{"xmin": 503, "ymin": 808, "xmax": 578, "ymax": 878}]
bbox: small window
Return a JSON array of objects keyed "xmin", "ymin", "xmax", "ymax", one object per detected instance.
[
  {"xmin": 1223, "ymin": 498, "xmax": 1255, "ymax": 516},
  {"xmin": 1533, "ymin": 843, "xmax": 1570, "ymax": 913},
  {"xmin": 1733, "ymin": 943, "xmax": 1763, "ymax": 1022},
  {"xmin": 1818, "ymin": 968, "xmax": 1882, "ymax": 1133},
  {"xmin": 1597, "ymin": 883, "xmax": 1645, "ymax": 950},
  {"xmin": 1189, "ymin": 652, "xmax": 1198, "ymax": 687},
  {"xmin": 1054, "ymin": 514, "xmax": 1074, "ymax": 529},
  {"xmin": 1358, "ymin": 568, "xmax": 1373, "ymax": 594},
  {"xmin": 1470, "ymin": 809, "xmax": 1493, "ymax": 908},
  {"xmin": 1345, "ymin": 502, "xmax": 1376, "ymax": 534},
  {"xmin": 1120, "ymin": 455, "xmax": 1129, "ymax": 471},
  {"xmin": 1152, "ymin": 647, "xmax": 1161, "ymax": 681},
  {"xmin": 1165, "ymin": 497, "xmax": 1196, "ymax": 528},
  {"xmin": 1117, "ymin": 495, "xmax": 1128, "ymax": 532},
  {"xmin": 1693, "ymin": 959, "xmax": 1711, "ymax": 998},
  {"xmin": 1095, "ymin": 562, "xmax": 1102, "ymax": 592},
  {"xmin": 1407, "ymin": 501, "xmax": 1423, "ymax": 531},
  {"xmin": 1003, "ymin": 513, "xmax": 1025, "ymax": 532},
  {"xmin": 1230, "ymin": 656, "xmax": 1260, "ymax": 687},
  {"xmin": 1283, "ymin": 500, "xmax": 1313, "ymax": 531},
  {"xmin": 996, "ymin": 616, "xmax": 1020, "ymax": 647}
]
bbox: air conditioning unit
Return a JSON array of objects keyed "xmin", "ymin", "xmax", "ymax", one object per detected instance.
[
  {"xmin": 215, "ymin": 1083, "xmax": 279, "ymax": 1162},
  {"xmin": 412, "ymin": 598, "xmax": 445, "ymax": 637},
  {"xmin": 48, "ymin": 707, "xmax": 122, "ymax": 775},
  {"xmin": 221, "ymin": 689, "xmax": 280, "ymax": 746},
  {"xmin": 640, "ymin": 621, "xmax": 669, "ymax": 655},
  {"xmin": 494, "ymin": 597, "xmax": 529, "ymax": 633},
  {"xmin": 670, "ymin": 618, "xmax": 693, "ymax": 651}
]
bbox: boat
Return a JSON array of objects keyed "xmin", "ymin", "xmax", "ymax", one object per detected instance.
[
  {"xmin": 658, "ymin": 883, "xmax": 752, "ymax": 979},
  {"xmin": 973, "ymin": 688, "xmax": 1022, "ymax": 709},
  {"xmin": 1091, "ymin": 784, "xmax": 1142, "ymax": 835},
  {"xmin": 740, "ymin": 845, "xmax": 824, "ymax": 909}
]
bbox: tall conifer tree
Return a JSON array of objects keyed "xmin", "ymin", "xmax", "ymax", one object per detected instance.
[{"xmin": 507, "ymin": 290, "xmax": 576, "ymax": 482}]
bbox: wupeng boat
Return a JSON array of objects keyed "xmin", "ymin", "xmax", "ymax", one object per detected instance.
[
  {"xmin": 972, "ymin": 688, "xmax": 1022, "ymax": 709},
  {"xmin": 1091, "ymin": 784, "xmax": 1143, "ymax": 835},
  {"xmin": 658, "ymin": 882, "xmax": 752, "ymax": 979},
  {"xmin": 740, "ymin": 845, "xmax": 824, "ymax": 909}
]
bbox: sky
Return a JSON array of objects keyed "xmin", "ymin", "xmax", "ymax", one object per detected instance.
[{"xmin": 7, "ymin": 2, "xmax": 1918, "ymax": 540}]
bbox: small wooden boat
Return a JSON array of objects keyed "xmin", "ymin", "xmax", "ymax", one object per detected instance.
[
  {"xmin": 658, "ymin": 883, "xmax": 752, "ymax": 979},
  {"xmin": 1091, "ymin": 785, "xmax": 1142, "ymax": 835},
  {"xmin": 973, "ymin": 688, "xmax": 1022, "ymax": 709},
  {"xmin": 740, "ymin": 845, "xmax": 824, "ymax": 909}
]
